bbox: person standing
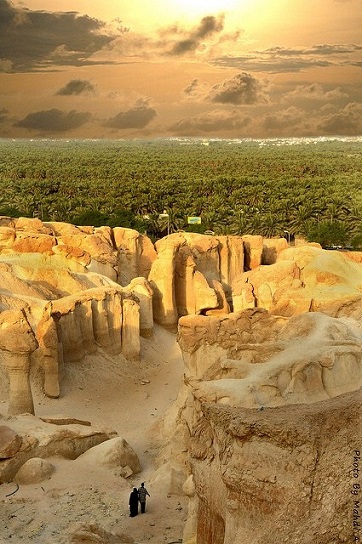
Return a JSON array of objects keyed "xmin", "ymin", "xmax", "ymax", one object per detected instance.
[
  {"xmin": 129, "ymin": 487, "xmax": 139, "ymax": 517},
  {"xmin": 138, "ymin": 482, "xmax": 150, "ymax": 513}
]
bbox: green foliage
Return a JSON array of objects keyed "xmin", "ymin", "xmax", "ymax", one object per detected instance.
[
  {"xmin": 305, "ymin": 220, "xmax": 348, "ymax": 248},
  {"xmin": 0, "ymin": 138, "xmax": 361, "ymax": 246}
]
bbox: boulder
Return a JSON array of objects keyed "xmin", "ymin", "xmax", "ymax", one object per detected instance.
[
  {"xmin": 0, "ymin": 426, "xmax": 22, "ymax": 459},
  {"xmin": 0, "ymin": 414, "xmax": 117, "ymax": 483},
  {"xmin": 76, "ymin": 437, "xmax": 141, "ymax": 475},
  {"xmin": 60, "ymin": 522, "xmax": 134, "ymax": 544},
  {"xmin": 15, "ymin": 457, "xmax": 55, "ymax": 484}
]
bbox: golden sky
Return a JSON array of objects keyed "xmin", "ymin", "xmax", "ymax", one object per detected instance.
[{"xmin": 0, "ymin": 0, "xmax": 361, "ymax": 138}]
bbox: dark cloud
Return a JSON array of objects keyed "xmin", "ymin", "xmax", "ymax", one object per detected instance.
[
  {"xmin": 263, "ymin": 44, "xmax": 362, "ymax": 56},
  {"xmin": 170, "ymin": 109, "xmax": 251, "ymax": 135},
  {"xmin": 56, "ymin": 79, "xmax": 96, "ymax": 96},
  {"xmin": 212, "ymin": 56, "xmax": 331, "ymax": 73},
  {"xmin": 168, "ymin": 15, "xmax": 224, "ymax": 55},
  {"xmin": 105, "ymin": 100, "xmax": 157, "ymax": 129},
  {"xmin": 208, "ymin": 73, "xmax": 269, "ymax": 105},
  {"xmin": 0, "ymin": 0, "xmax": 115, "ymax": 72},
  {"xmin": 211, "ymin": 44, "xmax": 361, "ymax": 73},
  {"xmin": 14, "ymin": 108, "xmax": 92, "ymax": 131},
  {"xmin": 184, "ymin": 79, "xmax": 199, "ymax": 96},
  {"xmin": 318, "ymin": 102, "xmax": 362, "ymax": 135}
]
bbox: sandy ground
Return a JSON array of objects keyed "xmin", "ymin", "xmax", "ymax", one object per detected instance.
[{"xmin": 0, "ymin": 326, "xmax": 187, "ymax": 544}]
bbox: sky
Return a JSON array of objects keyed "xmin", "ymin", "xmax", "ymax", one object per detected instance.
[{"xmin": 0, "ymin": 0, "xmax": 361, "ymax": 139}]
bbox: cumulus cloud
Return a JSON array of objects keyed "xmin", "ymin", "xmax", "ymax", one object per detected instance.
[
  {"xmin": 283, "ymin": 83, "xmax": 348, "ymax": 101},
  {"xmin": 169, "ymin": 109, "xmax": 251, "ymax": 135},
  {"xmin": 14, "ymin": 109, "xmax": 92, "ymax": 131},
  {"xmin": 56, "ymin": 79, "xmax": 96, "ymax": 96},
  {"xmin": 208, "ymin": 73, "xmax": 269, "ymax": 105},
  {"xmin": 0, "ymin": 0, "xmax": 115, "ymax": 72},
  {"xmin": 105, "ymin": 99, "xmax": 157, "ymax": 129},
  {"xmin": 262, "ymin": 107, "xmax": 305, "ymax": 131},
  {"xmin": 184, "ymin": 79, "xmax": 199, "ymax": 96},
  {"xmin": 166, "ymin": 15, "xmax": 225, "ymax": 55},
  {"xmin": 318, "ymin": 102, "xmax": 362, "ymax": 135}
]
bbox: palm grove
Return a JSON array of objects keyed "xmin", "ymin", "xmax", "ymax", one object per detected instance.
[{"xmin": 0, "ymin": 138, "xmax": 361, "ymax": 249}]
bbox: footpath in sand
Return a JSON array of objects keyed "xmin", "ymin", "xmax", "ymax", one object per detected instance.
[{"xmin": 0, "ymin": 325, "xmax": 187, "ymax": 544}]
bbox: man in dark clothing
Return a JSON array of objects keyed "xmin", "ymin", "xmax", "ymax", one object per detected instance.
[
  {"xmin": 129, "ymin": 488, "xmax": 139, "ymax": 517},
  {"xmin": 138, "ymin": 482, "xmax": 150, "ymax": 513}
]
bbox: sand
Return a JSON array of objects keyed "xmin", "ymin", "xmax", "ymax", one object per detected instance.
[{"xmin": 0, "ymin": 325, "xmax": 187, "ymax": 544}]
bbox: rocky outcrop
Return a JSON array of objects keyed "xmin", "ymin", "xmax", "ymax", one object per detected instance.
[
  {"xmin": 178, "ymin": 311, "xmax": 362, "ymax": 409},
  {"xmin": 149, "ymin": 233, "xmax": 248, "ymax": 328},
  {"xmin": 0, "ymin": 310, "xmax": 38, "ymax": 415},
  {"xmin": 0, "ymin": 253, "xmax": 146, "ymax": 414},
  {"xmin": 171, "ymin": 305, "xmax": 362, "ymax": 543},
  {"xmin": 232, "ymin": 246, "xmax": 362, "ymax": 319},
  {"xmin": 261, "ymin": 237, "xmax": 289, "ymax": 264},
  {"xmin": 0, "ymin": 218, "xmax": 362, "ymax": 544},
  {"xmin": 0, "ymin": 414, "xmax": 118, "ymax": 484},
  {"xmin": 188, "ymin": 389, "xmax": 361, "ymax": 544},
  {"xmin": 113, "ymin": 227, "xmax": 157, "ymax": 286}
]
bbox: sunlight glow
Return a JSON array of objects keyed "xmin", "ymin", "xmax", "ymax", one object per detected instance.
[{"xmin": 169, "ymin": 0, "xmax": 240, "ymax": 17}]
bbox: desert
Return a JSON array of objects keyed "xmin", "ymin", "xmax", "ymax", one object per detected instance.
[{"xmin": 0, "ymin": 217, "xmax": 361, "ymax": 544}]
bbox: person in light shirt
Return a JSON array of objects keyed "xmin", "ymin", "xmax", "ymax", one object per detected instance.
[{"xmin": 137, "ymin": 482, "xmax": 150, "ymax": 513}]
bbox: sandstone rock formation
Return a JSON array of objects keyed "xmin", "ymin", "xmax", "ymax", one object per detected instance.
[
  {"xmin": 0, "ymin": 414, "xmax": 118, "ymax": 484},
  {"xmin": 0, "ymin": 219, "xmax": 258, "ymax": 412},
  {"xmin": 167, "ymin": 307, "xmax": 362, "ymax": 543},
  {"xmin": 14, "ymin": 457, "xmax": 56, "ymax": 484},
  {"xmin": 0, "ymin": 310, "xmax": 38, "ymax": 415},
  {"xmin": 0, "ymin": 252, "xmax": 149, "ymax": 414},
  {"xmin": 232, "ymin": 245, "xmax": 362, "ymax": 319},
  {"xmin": 188, "ymin": 389, "xmax": 361, "ymax": 544},
  {"xmin": 59, "ymin": 521, "xmax": 135, "ymax": 544},
  {"xmin": 76, "ymin": 436, "xmax": 141, "ymax": 478},
  {"xmin": 0, "ymin": 217, "xmax": 361, "ymax": 544}
]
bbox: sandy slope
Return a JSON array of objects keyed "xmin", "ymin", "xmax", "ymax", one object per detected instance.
[{"xmin": 0, "ymin": 326, "xmax": 187, "ymax": 544}]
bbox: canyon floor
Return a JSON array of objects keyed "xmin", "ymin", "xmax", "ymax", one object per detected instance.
[{"xmin": 0, "ymin": 325, "xmax": 187, "ymax": 544}]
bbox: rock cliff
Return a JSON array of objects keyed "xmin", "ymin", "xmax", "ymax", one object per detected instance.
[{"xmin": 0, "ymin": 218, "xmax": 361, "ymax": 544}]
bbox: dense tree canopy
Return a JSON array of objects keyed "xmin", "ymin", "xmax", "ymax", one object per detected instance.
[{"xmin": 0, "ymin": 138, "xmax": 361, "ymax": 248}]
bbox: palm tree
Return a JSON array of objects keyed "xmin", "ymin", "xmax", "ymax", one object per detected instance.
[
  {"xmin": 230, "ymin": 210, "xmax": 250, "ymax": 236},
  {"xmin": 259, "ymin": 212, "xmax": 283, "ymax": 238}
]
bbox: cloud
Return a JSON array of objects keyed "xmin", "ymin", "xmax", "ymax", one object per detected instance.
[
  {"xmin": 262, "ymin": 107, "xmax": 305, "ymax": 131},
  {"xmin": 105, "ymin": 99, "xmax": 157, "ymax": 129},
  {"xmin": 167, "ymin": 15, "xmax": 224, "ymax": 55},
  {"xmin": 0, "ymin": 107, "xmax": 9, "ymax": 123},
  {"xmin": 56, "ymin": 79, "xmax": 96, "ymax": 96},
  {"xmin": 283, "ymin": 83, "xmax": 348, "ymax": 102},
  {"xmin": 100, "ymin": 16, "xmax": 228, "ymax": 62},
  {"xmin": 0, "ymin": 0, "xmax": 115, "ymax": 72},
  {"xmin": 208, "ymin": 73, "xmax": 269, "ymax": 105},
  {"xmin": 169, "ymin": 109, "xmax": 251, "ymax": 135},
  {"xmin": 184, "ymin": 79, "xmax": 199, "ymax": 96},
  {"xmin": 14, "ymin": 109, "xmax": 92, "ymax": 131},
  {"xmin": 318, "ymin": 102, "xmax": 362, "ymax": 135},
  {"xmin": 211, "ymin": 44, "xmax": 362, "ymax": 73}
]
